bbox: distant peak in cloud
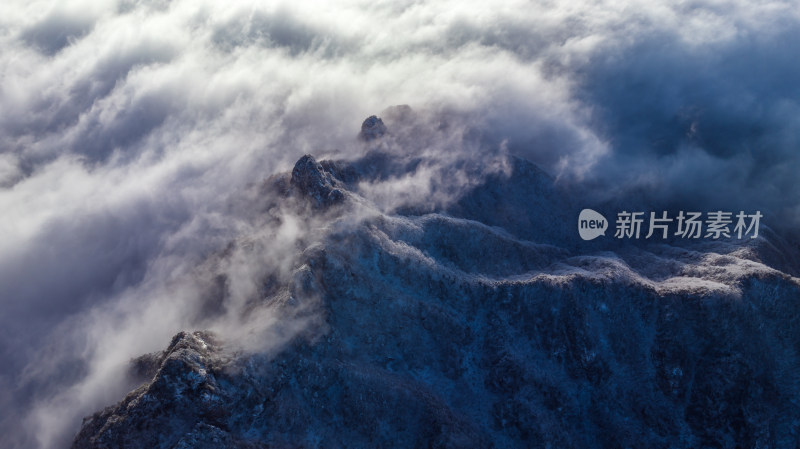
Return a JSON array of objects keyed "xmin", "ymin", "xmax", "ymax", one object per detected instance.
[
  {"xmin": 290, "ymin": 154, "xmax": 345, "ymax": 209},
  {"xmin": 359, "ymin": 115, "xmax": 387, "ymax": 141}
]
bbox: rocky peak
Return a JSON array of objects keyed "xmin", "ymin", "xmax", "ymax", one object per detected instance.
[
  {"xmin": 71, "ymin": 331, "xmax": 228, "ymax": 449},
  {"xmin": 359, "ymin": 115, "xmax": 386, "ymax": 141},
  {"xmin": 290, "ymin": 154, "xmax": 344, "ymax": 208}
]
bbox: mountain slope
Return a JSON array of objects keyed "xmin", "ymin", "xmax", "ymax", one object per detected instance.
[{"xmin": 72, "ymin": 135, "xmax": 800, "ymax": 448}]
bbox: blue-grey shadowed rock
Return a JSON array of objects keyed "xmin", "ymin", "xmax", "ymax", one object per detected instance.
[
  {"xmin": 71, "ymin": 117, "xmax": 800, "ymax": 449},
  {"xmin": 72, "ymin": 332, "xmax": 235, "ymax": 449},
  {"xmin": 359, "ymin": 115, "xmax": 387, "ymax": 141},
  {"xmin": 290, "ymin": 154, "xmax": 345, "ymax": 209}
]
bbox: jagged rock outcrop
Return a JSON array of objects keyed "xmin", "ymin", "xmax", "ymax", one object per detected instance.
[
  {"xmin": 290, "ymin": 154, "xmax": 345, "ymax": 208},
  {"xmin": 359, "ymin": 115, "xmax": 386, "ymax": 141},
  {"xmin": 72, "ymin": 332, "xmax": 232, "ymax": 449}
]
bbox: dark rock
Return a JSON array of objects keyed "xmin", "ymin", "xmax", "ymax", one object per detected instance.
[
  {"xmin": 71, "ymin": 332, "xmax": 230, "ymax": 449},
  {"xmin": 359, "ymin": 115, "xmax": 386, "ymax": 141},
  {"xmin": 290, "ymin": 154, "xmax": 344, "ymax": 209}
]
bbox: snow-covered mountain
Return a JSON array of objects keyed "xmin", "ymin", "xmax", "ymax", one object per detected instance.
[{"xmin": 71, "ymin": 117, "xmax": 800, "ymax": 449}]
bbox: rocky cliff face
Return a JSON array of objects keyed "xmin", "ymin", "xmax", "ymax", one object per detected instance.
[{"xmin": 72, "ymin": 121, "xmax": 800, "ymax": 449}]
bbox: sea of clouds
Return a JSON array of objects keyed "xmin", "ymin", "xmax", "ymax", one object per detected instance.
[{"xmin": 1, "ymin": 0, "xmax": 798, "ymax": 447}]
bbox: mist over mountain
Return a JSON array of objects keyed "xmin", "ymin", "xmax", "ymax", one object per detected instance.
[
  {"xmin": 72, "ymin": 142, "xmax": 800, "ymax": 448},
  {"xmin": 1, "ymin": 1, "xmax": 799, "ymax": 448}
]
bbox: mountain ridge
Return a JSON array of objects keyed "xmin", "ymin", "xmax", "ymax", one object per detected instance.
[{"xmin": 71, "ymin": 127, "xmax": 800, "ymax": 448}]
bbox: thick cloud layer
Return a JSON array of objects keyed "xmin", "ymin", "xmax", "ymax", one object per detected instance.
[{"xmin": 1, "ymin": 1, "xmax": 798, "ymax": 448}]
